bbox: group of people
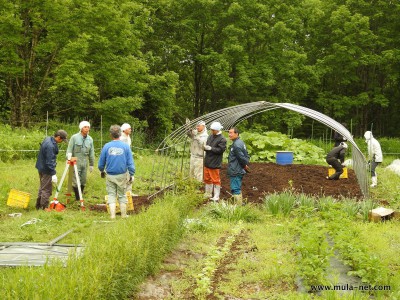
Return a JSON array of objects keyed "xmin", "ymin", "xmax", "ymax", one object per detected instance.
[
  {"xmin": 35, "ymin": 122, "xmax": 135, "ymax": 219},
  {"xmin": 326, "ymin": 127, "xmax": 383, "ymax": 188},
  {"xmin": 188, "ymin": 121, "xmax": 250, "ymax": 204},
  {"xmin": 35, "ymin": 119, "xmax": 383, "ymax": 216}
]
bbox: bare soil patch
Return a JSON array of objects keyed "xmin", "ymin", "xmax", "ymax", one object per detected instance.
[
  {"xmin": 219, "ymin": 162, "xmax": 364, "ymax": 203},
  {"xmin": 91, "ymin": 162, "xmax": 363, "ymax": 213}
]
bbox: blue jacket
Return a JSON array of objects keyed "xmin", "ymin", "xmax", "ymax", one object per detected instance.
[
  {"xmin": 98, "ymin": 140, "xmax": 135, "ymax": 175},
  {"xmin": 228, "ymin": 138, "xmax": 249, "ymax": 176},
  {"xmin": 35, "ymin": 137, "xmax": 59, "ymax": 175}
]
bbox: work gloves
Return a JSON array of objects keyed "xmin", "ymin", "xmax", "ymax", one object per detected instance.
[
  {"xmin": 101, "ymin": 171, "xmax": 106, "ymax": 178},
  {"xmin": 51, "ymin": 175, "xmax": 58, "ymax": 184},
  {"xmin": 340, "ymin": 142, "xmax": 348, "ymax": 149},
  {"xmin": 204, "ymin": 145, "xmax": 212, "ymax": 151},
  {"xmin": 89, "ymin": 166, "xmax": 94, "ymax": 173}
]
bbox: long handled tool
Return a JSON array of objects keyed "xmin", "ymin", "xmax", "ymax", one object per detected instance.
[{"xmin": 49, "ymin": 158, "xmax": 85, "ymax": 211}]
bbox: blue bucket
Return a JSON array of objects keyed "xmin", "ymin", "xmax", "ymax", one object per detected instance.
[{"xmin": 276, "ymin": 151, "xmax": 294, "ymax": 165}]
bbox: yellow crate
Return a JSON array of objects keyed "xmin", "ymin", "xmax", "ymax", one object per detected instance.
[
  {"xmin": 7, "ymin": 189, "xmax": 31, "ymax": 209},
  {"xmin": 105, "ymin": 192, "xmax": 134, "ymax": 213},
  {"xmin": 328, "ymin": 167, "xmax": 348, "ymax": 179}
]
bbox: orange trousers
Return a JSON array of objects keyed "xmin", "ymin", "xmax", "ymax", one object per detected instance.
[{"xmin": 203, "ymin": 167, "xmax": 221, "ymax": 185}]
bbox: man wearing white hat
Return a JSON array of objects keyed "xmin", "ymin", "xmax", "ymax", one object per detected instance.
[
  {"xmin": 120, "ymin": 123, "xmax": 133, "ymax": 193},
  {"xmin": 187, "ymin": 120, "xmax": 208, "ymax": 182},
  {"xmin": 364, "ymin": 131, "xmax": 383, "ymax": 187},
  {"xmin": 120, "ymin": 123, "xmax": 132, "ymax": 147},
  {"xmin": 203, "ymin": 121, "xmax": 227, "ymax": 201},
  {"xmin": 67, "ymin": 120, "xmax": 95, "ymax": 200}
]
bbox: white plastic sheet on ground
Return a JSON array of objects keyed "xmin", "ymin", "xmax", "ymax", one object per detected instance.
[
  {"xmin": 386, "ymin": 159, "xmax": 400, "ymax": 176},
  {"xmin": 0, "ymin": 243, "xmax": 84, "ymax": 267}
]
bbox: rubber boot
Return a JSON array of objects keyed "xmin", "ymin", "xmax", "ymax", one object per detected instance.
[
  {"xmin": 210, "ymin": 185, "xmax": 221, "ymax": 202},
  {"xmin": 36, "ymin": 197, "xmax": 41, "ymax": 210},
  {"xmin": 120, "ymin": 203, "xmax": 128, "ymax": 218},
  {"xmin": 203, "ymin": 184, "xmax": 213, "ymax": 199},
  {"xmin": 109, "ymin": 203, "xmax": 116, "ymax": 219},
  {"xmin": 233, "ymin": 193, "xmax": 243, "ymax": 206},
  {"xmin": 73, "ymin": 187, "xmax": 80, "ymax": 201},
  {"xmin": 370, "ymin": 176, "xmax": 377, "ymax": 188}
]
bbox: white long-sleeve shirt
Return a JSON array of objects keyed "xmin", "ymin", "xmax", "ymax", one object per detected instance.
[
  {"xmin": 366, "ymin": 137, "xmax": 383, "ymax": 162},
  {"xmin": 120, "ymin": 133, "xmax": 131, "ymax": 147}
]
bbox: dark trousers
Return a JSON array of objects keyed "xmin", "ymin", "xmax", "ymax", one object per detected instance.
[
  {"xmin": 326, "ymin": 158, "xmax": 343, "ymax": 180},
  {"xmin": 370, "ymin": 160, "xmax": 380, "ymax": 176},
  {"xmin": 36, "ymin": 172, "xmax": 52, "ymax": 209}
]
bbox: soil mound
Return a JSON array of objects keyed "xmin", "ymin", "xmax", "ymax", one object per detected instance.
[{"xmin": 219, "ymin": 162, "xmax": 364, "ymax": 203}]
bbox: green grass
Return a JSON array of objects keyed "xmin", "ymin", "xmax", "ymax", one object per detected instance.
[
  {"xmin": 0, "ymin": 153, "xmax": 164, "ymax": 216},
  {"xmin": 0, "ymin": 191, "xmax": 201, "ymax": 300},
  {"xmin": 1, "ymin": 154, "xmax": 400, "ymax": 299},
  {"xmin": 157, "ymin": 198, "xmax": 399, "ymax": 299}
]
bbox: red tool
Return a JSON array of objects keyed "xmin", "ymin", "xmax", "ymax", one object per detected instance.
[{"xmin": 48, "ymin": 158, "xmax": 85, "ymax": 211}]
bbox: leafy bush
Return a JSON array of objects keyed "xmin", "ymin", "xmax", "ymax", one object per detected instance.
[{"xmin": 240, "ymin": 131, "xmax": 325, "ymax": 163}]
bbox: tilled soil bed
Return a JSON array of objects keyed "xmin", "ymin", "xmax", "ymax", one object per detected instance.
[
  {"xmin": 219, "ymin": 162, "xmax": 364, "ymax": 203},
  {"xmin": 91, "ymin": 162, "xmax": 363, "ymax": 213}
]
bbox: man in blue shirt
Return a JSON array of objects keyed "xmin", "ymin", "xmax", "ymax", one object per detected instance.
[
  {"xmin": 98, "ymin": 125, "xmax": 135, "ymax": 219},
  {"xmin": 35, "ymin": 130, "xmax": 68, "ymax": 210},
  {"xmin": 227, "ymin": 127, "xmax": 250, "ymax": 205}
]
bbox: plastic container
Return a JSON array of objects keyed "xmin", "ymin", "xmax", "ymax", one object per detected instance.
[
  {"xmin": 328, "ymin": 167, "xmax": 348, "ymax": 179},
  {"xmin": 7, "ymin": 189, "xmax": 31, "ymax": 208},
  {"xmin": 276, "ymin": 151, "xmax": 294, "ymax": 165},
  {"xmin": 105, "ymin": 192, "xmax": 134, "ymax": 213}
]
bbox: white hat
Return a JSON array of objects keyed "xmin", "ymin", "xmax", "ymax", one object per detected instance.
[
  {"xmin": 79, "ymin": 121, "xmax": 90, "ymax": 130},
  {"xmin": 210, "ymin": 121, "xmax": 223, "ymax": 131},
  {"xmin": 197, "ymin": 120, "xmax": 206, "ymax": 126},
  {"xmin": 364, "ymin": 131, "xmax": 372, "ymax": 140},
  {"xmin": 121, "ymin": 123, "xmax": 131, "ymax": 131}
]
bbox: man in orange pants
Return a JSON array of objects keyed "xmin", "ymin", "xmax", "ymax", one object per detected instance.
[{"xmin": 203, "ymin": 121, "xmax": 227, "ymax": 201}]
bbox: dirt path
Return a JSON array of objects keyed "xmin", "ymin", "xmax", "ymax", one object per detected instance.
[{"xmin": 134, "ymin": 230, "xmax": 251, "ymax": 299}]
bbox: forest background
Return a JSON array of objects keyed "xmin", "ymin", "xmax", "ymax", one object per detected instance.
[{"xmin": 1, "ymin": 0, "xmax": 399, "ymax": 143}]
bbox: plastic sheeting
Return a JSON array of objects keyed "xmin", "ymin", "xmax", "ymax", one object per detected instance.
[{"xmin": 0, "ymin": 243, "xmax": 83, "ymax": 267}]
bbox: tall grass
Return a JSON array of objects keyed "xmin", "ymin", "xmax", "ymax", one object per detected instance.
[
  {"xmin": 264, "ymin": 191, "xmax": 316, "ymax": 216},
  {"xmin": 0, "ymin": 191, "xmax": 200, "ymax": 300},
  {"xmin": 206, "ymin": 202, "xmax": 261, "ymax": 223}
]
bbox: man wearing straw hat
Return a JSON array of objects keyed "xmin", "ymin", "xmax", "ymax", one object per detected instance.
[{"xmin": 187, "ymin": 120, "xmax": 208, "ymax": 182}]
